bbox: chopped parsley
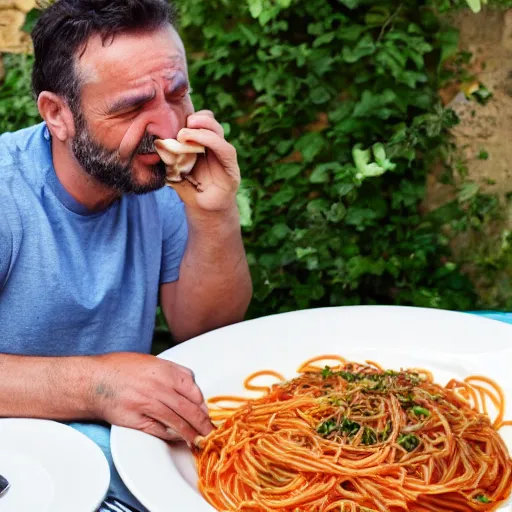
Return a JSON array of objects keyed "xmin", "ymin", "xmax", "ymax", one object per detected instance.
[
  {"xmin": 320, "ymin": 366, "xmax": 422, "ymax": 388},
  {"xmin": 411, "ymin": 406, "xmax": 430, "ymax": 417},
  {"xmin": 397, "ymin": 434, "xmax": 420, "ymax": 452},
  {"xmin": 379, "ymin": 421, "xmax": 392, "ymax": 442},
  {"xmin": 361, "ymin": 427, "xmax": 377, "ymax": 445},
  {"xmin": 340, "ymin": 417, "xmax": 361, "ymax": 436},
  {"xmin": 317, "ymin": 419, "xmax": 337, "ymax": 436}
]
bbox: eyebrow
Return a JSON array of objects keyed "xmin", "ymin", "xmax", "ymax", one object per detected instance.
[
  {"xmin": 164, "ymin": 75, "xmax": 190, "ymax": 96},
  {"xmin": 106, "ymin": 90, "xmax": 156, "ymax": 114}
]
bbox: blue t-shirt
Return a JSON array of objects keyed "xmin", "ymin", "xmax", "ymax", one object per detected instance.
[
  {"xmin": 0, "ymin": 122, "xmax": 188, "ymax": 356},
  {"xmin": 0, "ymin": 122, "xmax": 189, "ymax": 510}
]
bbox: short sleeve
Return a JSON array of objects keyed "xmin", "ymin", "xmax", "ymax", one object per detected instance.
[
  {"xmin": 0, "ymin": 218, "xmax": 13, "ymax": 290},
  {"xmin": 158, "ymin": 188, "xmax": 189, "ymax": 284}
]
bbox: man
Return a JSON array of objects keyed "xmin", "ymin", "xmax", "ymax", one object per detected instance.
[{"xmin": 0, "ymin": 0, "xmax": 252, "ymax": 509}]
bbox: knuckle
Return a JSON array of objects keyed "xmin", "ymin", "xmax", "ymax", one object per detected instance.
[
  {"xmin": 190, "ymin": 386, "xmax": 204, "ymax": 404},
  {"xmin": 177, "ymin": 374, "xmax": 188, "ymax": 388},
  {"xmin": 228, "ymin": 145, "xmax": 237, "ymax": 159}
]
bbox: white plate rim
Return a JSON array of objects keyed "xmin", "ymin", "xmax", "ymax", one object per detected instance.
[{"xmin": 0, "ymin": 418, "xmax": 110, "ymax": 512}]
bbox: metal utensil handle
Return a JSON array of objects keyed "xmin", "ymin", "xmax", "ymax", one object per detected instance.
[{"xmin": 0, "ymin": 474, "xmax": 10, "ymax": 496}]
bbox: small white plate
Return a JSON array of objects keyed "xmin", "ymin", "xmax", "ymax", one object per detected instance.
[
  {"xmin": 0, "ymin": 418, "xmax": 110, "ymax": 512},
  {"xmin": 111, "ymin": 306, "xmax": 512, "ymax": 512}
]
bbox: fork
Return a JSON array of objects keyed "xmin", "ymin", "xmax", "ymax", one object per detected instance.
[{"xmin": 0, "ymin": 474, "xmax": 10, "ymax": 497}]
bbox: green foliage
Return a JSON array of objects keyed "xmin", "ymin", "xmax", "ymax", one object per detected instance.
[
  {"xmin": 175, "ymin": 0, "xmax": 478, "ymax": 317},
  {"xmin": 3, "ymin": 0, "xmax": 510, "ymax": 325},
  {"xmin": 438, "ymin": 0, "xmax": 512, "ymax": 9},
  {"xmin": 0, "ymin": 55, "xmax": 41, "ymax": 134}
]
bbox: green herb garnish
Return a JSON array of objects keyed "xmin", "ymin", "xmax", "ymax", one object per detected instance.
[
  {"xmin": 321, "ymin": 366, "xmax": 333, "ymax": 379},
  {"xmin": 379, "ymin": 421, "xmax": 392, "ymax": 442},
  {"xmin": 411, "ymin": 406, "xmax": 430, "ymax": 417},
  {"xmin": 362, "ymin": 427, "xmax": 377, "ymax": 445},
  {"xmin": 317, "ymin": 419, "xmax": 336, "ymax": 435},
  {"xmin": 340, "ymin": 417, "xmax": 361, "ymax": 436},
  {"xmin": 397, "ymin": 434, "xmax": 420, "ymax": 452}
]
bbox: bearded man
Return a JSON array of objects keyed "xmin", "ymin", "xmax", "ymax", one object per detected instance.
[{"xmin": 0, "ymin": 0, "xmax": 252, "ymax": 510}]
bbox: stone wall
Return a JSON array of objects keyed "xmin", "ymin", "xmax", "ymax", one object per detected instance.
[
  {"xmin": 425, "ymin": 9, "xmax": 512, "ymax": 211},
  {"xmin": 0, "ymin": 0, "xmax": 37, "ymax": 79}
]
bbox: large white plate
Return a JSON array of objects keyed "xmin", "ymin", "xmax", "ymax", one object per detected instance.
[
  {"xmin": 111, "ymin": 306, "xmax": 512, "ymax": 512},
  {"xmin": 0, "ymin": 418, "xmax": 110, "ymax": 512}
]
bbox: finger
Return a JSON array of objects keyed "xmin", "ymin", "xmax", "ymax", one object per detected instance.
[
  {"xmin": 148, "ymin": 400, "xmax": 200, "ymax": 444},
  {"xmin": 160, "ymin": 391, "xmax": 213, "ymax": 437},
  {"xmin": 185, "ymin": 114, "xmax": 224, "ymax": 138},
  {"xmin": 177, "ymin": 128, "xmax": 238, "ymax": 178},
  {"xmin": 171, "ymin": 361, "xmax": 196, "ymax": 380},
  {"xmin": 173, "ymin": 370, "xmax": 208, "ymax": 407},
  {"xmin": 166, "ymin": 361, "xmax": 209, "ymax": 409},
  {"xmin": 140, "ymin": 418, "xmax": 183, "ymax": 442},
  {"xmin": 188, "ymin": 109, "xmax": 215, "ymax": 120},
  {"xmin": 163, "ymin": 360, "xmax": 198, "ymax": 388}
]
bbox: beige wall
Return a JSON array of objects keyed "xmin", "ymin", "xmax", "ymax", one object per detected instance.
[{"xmin": 0, "ymin": 0, "xmax": 37, "ymax": 54}]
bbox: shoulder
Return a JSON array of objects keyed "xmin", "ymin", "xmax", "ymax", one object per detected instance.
[{"xmin": 0, "ymin": 122, "xmax": 49, "ymax": 182}]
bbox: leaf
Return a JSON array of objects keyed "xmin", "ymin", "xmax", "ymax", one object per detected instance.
[
  {"xmin": 236, "ymin": 185, "xmax": 253, "ymax": 227},
  {"xmin": 345, "ymin": 207, "xmax": 383, "ymax": 228},
  {"xmin": 310, "ymin": 87, "xmax": 331, "ymax": 105},
  {"xmin": 247, "ymin": 0, "xmax": 263, "ymax": 18},
  {"xmin": 238, "ymin": 24, "xmax": 258, "ymax": 46},
  {"xmin": 327, "ymin": 203, "xmax": 347, "ymax": 223},
  {"xmin": 307, "ymin": 198, "xmax": 330, "ymax": 215},
  {"xmin": 436, "ymin": 26, "xmax": 460, "ymax": 64},
  {"xmin": 295, "ymin": 132, "xmax": 326, "ymax": 163},
  {"xmin": 338, "ymin": 0, "xmax": 361, "ymax": 8},
  {"xmin": 269, "ymin": 186, "xmax": 296, "ymax": 207},
  {"xmin": 310, "ymin": 163, "xmax": 341, "ymax": 183},
  {"xmin": 273, "ymin": 163, "xmax": 303, "ymax": 181},
  {"xmin": 342, "ymin": 34, "xmax": 376, "ymax": 63},
  {"xmin": 352, "ymin": 89, "xmax": 396, "ymax": 118},
  {"xmin": 313, "ymin": 32, "xmax": 335, "ymax": 48},
  {"xmin": 269, "ymin": 223, "xmax": 291, "ymax": 242},
  {"xmin": 216, "ymin": 92, "xmax": 236, "ymax": 109},
  {"xmin": 22, "ymin": 8, "xmax": 41, "ymax": 33},
  {"xmin": 365, "ymin": 6, "xmax": 390, "ymax": 26},
  {"xmin": 339, "ymin": 25, "xmax": 366, "ymax": 42},
  {"xmin": 458, "ymin": 182, "xmax": 480, "ymax": 203},
  {"xmin": 465, "ymin": 0, "xmax": 482, "ymax": 13},
  {"xmin": 296, "ymin": 247, "xmax": 317, "ymax": 259}
]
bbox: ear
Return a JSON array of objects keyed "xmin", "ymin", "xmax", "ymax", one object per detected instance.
[{"xmin": 37, "ymin": 92, "xmax": 76, "ymax": 141}]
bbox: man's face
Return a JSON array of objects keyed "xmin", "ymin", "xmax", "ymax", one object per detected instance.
[{"xmin": 71, "ymin": 24, "xmax": 194, "ymax": 194}]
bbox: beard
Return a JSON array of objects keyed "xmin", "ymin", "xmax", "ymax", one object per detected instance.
[{"xmin": 71, "ymin": 111, "xmax": 167, "ymax": 195}]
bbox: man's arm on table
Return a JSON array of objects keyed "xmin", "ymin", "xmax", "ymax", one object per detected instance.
[{"xmin": 0, "ymin": 352, "xmax": 212, "ymax": 443}]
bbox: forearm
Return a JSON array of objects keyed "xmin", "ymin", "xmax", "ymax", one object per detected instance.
[
  {"xmin": 169, "ymin": 205, "xmax": 252, "ymax": 342},
  {"xmin": 0, "ymin": 354, "xmax": 98, "ymax": 420}
]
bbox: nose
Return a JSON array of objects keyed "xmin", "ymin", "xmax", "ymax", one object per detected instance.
[{"xmin": 144, "ymin": 100, "xmax": 184, "ymax": 141}]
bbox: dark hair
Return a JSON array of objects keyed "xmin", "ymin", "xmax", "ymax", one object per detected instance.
[{"xmin": 31, "ymin": 0, "xmax": 177, "ymax": 110}]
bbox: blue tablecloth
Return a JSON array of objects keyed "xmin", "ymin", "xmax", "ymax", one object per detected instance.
[{"xmin": 469, "ymin": 311, "xmax": 512, "ymax": 324}]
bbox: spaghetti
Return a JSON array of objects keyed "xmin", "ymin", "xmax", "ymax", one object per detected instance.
[{"xmin": 193, "ymin": 355, "xmax": 512, "ymax": 511}]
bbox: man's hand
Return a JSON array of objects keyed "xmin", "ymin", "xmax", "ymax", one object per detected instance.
[
  {"xmin": 168, "ymin": 110, "xmax": 240, "ymax": 212},
  {"xmin": 92, "ymin": 352, "xmax": 213, "ymax": 445}
]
